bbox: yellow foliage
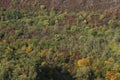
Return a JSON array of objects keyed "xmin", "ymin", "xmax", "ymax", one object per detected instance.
[
  {"xmin": 77, "ymin": 58, "xmax": 90, "ymax": 67},
  {"xmin": 41, "ymin": 61, "xmax": 47, "ymax": 66},
  {"xmin": 26, "ymin": 46, "xmax": 33, "ymax": 53},
  {"xmin": 41, "ymin": 49, "xmax": 48, "ymax": 55},
  {"xmin": 6, "ymin": 46, "xmax": 13, "ymax": 52},
  {"xmin": 99, "ymin": 14, "xmax": 105, "ymax": 20},
  {"xmin": 38, "ymin": 49, "xmax": 49, "ymax": 57},
  {"xmin": 106, "ymin": 71, "xmax": 120, "ymax": 80},
  {"xmin": 104, "ymin": 61, "xmax": 111, "ymax": 66},
  {"xmin": 40, "ymin": 5, "xmax": 46, "ymax": 9},
  {"xmin": 43, "ymin": 20, "xmax": 49, "ymax": 26}
]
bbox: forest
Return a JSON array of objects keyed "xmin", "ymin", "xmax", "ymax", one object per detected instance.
[{"xmin": 0, "ymin": 0, "xmax": 120, "ymax": 80}]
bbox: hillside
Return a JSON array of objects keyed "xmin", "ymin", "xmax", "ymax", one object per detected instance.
[
  {"xmin": 0, "ymin": 0, "xmax": 120, "ymax": 80},
  {"xmin": 1, "ymin": 0, "xmax": 120, "ymax": 11}
]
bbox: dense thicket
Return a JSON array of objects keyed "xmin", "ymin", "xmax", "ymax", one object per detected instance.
[{"xmin": 0, "ymin": 0, "xmax": 120, "ymax": 80}]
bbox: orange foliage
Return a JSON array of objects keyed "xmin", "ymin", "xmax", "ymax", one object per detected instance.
[{"xmin": 106, "ymin": 71, "xmax": 120, "ymax": 80}]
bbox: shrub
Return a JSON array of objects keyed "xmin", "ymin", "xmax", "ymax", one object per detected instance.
[
  {"xmin": 75, "ymin": 67, "xmax": 93, "ymax": 80},
  {"xmin": 54, "ymin": 34, "xmax": 62, "ymax": 41},
  {"xmin": 77, "ymin": 58, "xmax": 90, "ymax": 67},
  {"xmin": 106, "ymin": 71, "xmax": 120, "ymax": 80},
  {"xmin": 0, "ymin": 31, "xmax": 5, "ymax": 39}
]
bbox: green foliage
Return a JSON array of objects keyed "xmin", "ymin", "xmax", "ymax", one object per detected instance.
[
  {"xmin": 54, "ymin": 34, "xmax": 62, "ymax": 41},
  {"xmin": 5, "ymin": 9, "xmax": 23, "ymax": 20},
  {"xmin": 0, "ymin": 4, "xmax": 120, "ymax": 80},
  {"xmin": 75, "ymin": 67, "xmax": 93, "ymax": 80}
]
